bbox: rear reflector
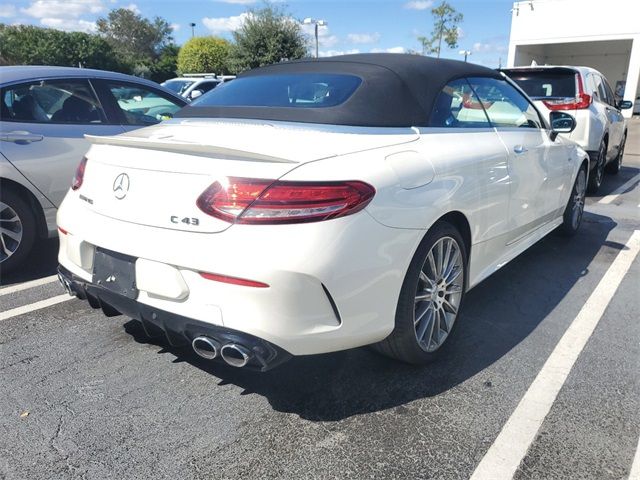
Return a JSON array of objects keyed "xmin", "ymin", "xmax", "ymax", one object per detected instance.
[
  {"xmin": 72, "ymin": 156, "xmax": 88, "ymax": 191},
  {"xmin": 199, "ymin": 271, "xmax": 269, "ymax": 288},
  {"xmin": 197, "ymin": 177, "xmax": 375, "ymax": 225},
  {"xmin": 58, "ymin": 227, "xmax": 69, "ymax": 235}
]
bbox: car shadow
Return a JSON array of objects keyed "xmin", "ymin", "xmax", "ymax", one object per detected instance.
[
  {"xmin": 589, "ymin": 165, "xmax": 639, "ymax": 197},
  {"xmin": 0, "ymin": 238, "xmax": 59, "ymax": 286},
  {"xmin": 121, "ymin": 211, "xmax": 615, "ymax": 422}
]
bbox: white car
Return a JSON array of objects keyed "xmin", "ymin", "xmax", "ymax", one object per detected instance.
[
  {"xmin": 161, "ymin": 74, "xmax": 235, "ymax": 102},
  {"xmin": 502, "ymin": 66, "xmax": 632, "ymax": 193},
  {"xmin": 57, "ymin": 54, "xmax": 588, "ymax": 371}
]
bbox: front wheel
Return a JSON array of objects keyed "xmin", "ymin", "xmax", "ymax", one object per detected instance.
[
  {"xmin": 559, "ymin": 167, "xmax": 587, "ymax": 236},
  {"xmin": 373, "ymin": 221, "xmax": 467, "ymax": 365}
]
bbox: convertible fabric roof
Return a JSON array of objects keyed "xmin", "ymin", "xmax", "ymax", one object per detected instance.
[{"xmin": 175, "ymin": 53, "xmax": 503, "ymax": 127}]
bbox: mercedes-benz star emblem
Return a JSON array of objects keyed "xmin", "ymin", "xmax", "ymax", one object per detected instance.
[{"xmin": 112, "ymin": 173, "xmax": 130, "ymax": 200}]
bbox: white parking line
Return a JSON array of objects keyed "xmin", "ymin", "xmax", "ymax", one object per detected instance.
[
  {"xmin": 598, "ymin": 173, "xmax": 640, "ymax": 204},
  {"xmin": 630, "ymin": 435, "xmax": 640, "ymax": 480},
  {"xmin": 0, "ymin": 275, "xmax": 59, "ymax": 296},
  {"xmin": 470, "ymin": 230, "xmax": 640, "ymax": 480},
  {"xmin": 0, "ymin": 294, "xmax": 72, "ymax": 322}
]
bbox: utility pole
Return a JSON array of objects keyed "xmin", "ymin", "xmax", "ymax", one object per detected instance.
[
  {"xmin": 459, "ymin": 49, "xmax": 471, "ymax": 62},
  {"xmin": 190, "ymin": 22, "xmax": 196, "ymax": 38}
]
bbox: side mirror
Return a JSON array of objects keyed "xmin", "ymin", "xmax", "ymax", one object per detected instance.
[
  {"xmin": 549, "ymin": 111, "xmax": 576, "ymax": 141},
  {"xmin": 189, "ymin": 89, "xmax": 203, "ymax": 101},
  {"xmin": 618, "ymin": 100, "xmax": 633, "ymax": 110}
]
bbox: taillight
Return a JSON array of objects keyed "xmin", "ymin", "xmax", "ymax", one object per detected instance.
[
  {"xmin": 542, "ymin": 73, "xmax": 591, "ymax": 111},
  {"xmin": 72, "ymin": 156, "xmax": 88, "ymax": 191},
  {"xmin": 197, "ymin": 177, "xmax": 375, "ymax": 225}
]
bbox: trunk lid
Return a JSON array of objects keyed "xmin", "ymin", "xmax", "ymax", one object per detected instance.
[{"xmin": 79, "ymin": 119, "xmax": 417, "ymax": 233}]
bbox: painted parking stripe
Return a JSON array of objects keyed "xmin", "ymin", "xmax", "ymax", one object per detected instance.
[
  {"xmin": 630, "ymin": 435, "xmax": 640, "ymax": 480},
  {"xmin": 0, "ymin": 275, "xmax": 59, "ymax": 296},
  {"xmin": 470, "ymin": 230, "xmax": 640, "ymax": 480},
  {"xmin": 598, "ymin": 172, "xmax": 640, "ymax": 204},
  {"xmin": 0, "ymin": 294, "xmax": 72, "ymax": 322}
]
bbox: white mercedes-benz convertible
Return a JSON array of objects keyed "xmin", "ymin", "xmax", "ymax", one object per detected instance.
[{"xmin": 57, "ymin": 54, "xmax": 588, "ymax": 371}]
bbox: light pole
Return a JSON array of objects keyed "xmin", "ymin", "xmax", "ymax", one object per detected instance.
[
  {"xmin": 190, "ymin": 22, "xmax": 196, "ymax": 38},
  {"xmin": 459, "ymin": 49, "xmax": 471, "ymax": 62},
  {"xmin": 302, "ymin": 18, "xmax": 327, "ymax": 59}
]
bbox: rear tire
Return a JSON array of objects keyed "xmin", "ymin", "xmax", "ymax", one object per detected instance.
[
  {"xmin": 587, "ymin": 139, "xmax": 606, "ymax": 194},
  {"xmin": 373, "ymin": 221, "xmax": 467, "ymax": 365},
  {"xmin": 559, "ymin": 166, "xmax": 587, "ymax": 236},
  {"xmin": 0, "ymin": 188, "xmax": 37, "ymax": 274},
  {"xmin": 605, "ymin": 133, "xmax": 625, "ymax": 175}
]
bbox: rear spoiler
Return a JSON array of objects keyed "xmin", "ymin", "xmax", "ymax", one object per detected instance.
[{"xmin": 84, "ymin": 134, "xmax": 298, "ymax": 164}]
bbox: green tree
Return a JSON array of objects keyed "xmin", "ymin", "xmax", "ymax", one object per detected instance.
[
  {"xmin": 0, "ymin": 24, "xmax": 121, "ymax": 71},
  {"xmin": 150, "ymin": 44, "xmax": 180, "ymax": 82},
  {"xmin": 177, "ymin": 37, "xmax": 231, "ymax": 74},
  {"xmin": 228, "ymin": 3, "xmax": 307, "ymax": 73},
  {"xmin": 418, "ymin": 1, "xmax": 463, "ymax": 58},
  {"xmin": 96, "ymin": 8, "xmax": 173, "ymax": 67}
]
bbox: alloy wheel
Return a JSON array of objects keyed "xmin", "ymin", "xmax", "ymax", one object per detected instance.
[
  {"xmin": 594, "ymin": 143, "xmax": 606, "ymax": 187},
  {"xmin": 571, "ymin": 169, "xmax": 587, "ymax": 230},
  {"xmin": 413, "ymin": 236, "xmax": 464, "ymax": 352},
  {"xmin": 0, "ymin": 201, "xmax": 23, "ymax": 263}
]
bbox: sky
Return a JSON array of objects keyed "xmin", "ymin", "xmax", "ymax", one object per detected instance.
[{"xmin": 0, "ymin": 0, "xmax": 517, "ymax": 67}]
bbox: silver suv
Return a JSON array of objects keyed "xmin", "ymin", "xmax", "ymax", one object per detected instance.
[{"xmin": 502, "ymin": 66, "xmax": 632, "ymax": 193}]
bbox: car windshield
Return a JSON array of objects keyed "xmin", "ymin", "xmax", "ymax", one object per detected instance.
[
  {"xmin": 162, "ymin": 80, "xmax": 195, "ymax": 95},
  {"xmin": 191, "ymin": 73, "xmax": 363, "ymax": 108},
  {"xmin": 504, "ymin": 70, "xmax": 576, "ymax": 99}
]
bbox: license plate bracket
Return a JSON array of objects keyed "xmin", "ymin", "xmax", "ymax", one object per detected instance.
[{"xmin": 93, "ymin": 247, "xmax": 138, "ymax": 299}]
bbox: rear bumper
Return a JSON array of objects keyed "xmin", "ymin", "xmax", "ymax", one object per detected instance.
[
  {"xmin": 57, "ymin": 190, "xmax": 423, "ymax": 357},
  {"xmin": 58, "ymin": 265, "xmax": 291, "ymax": 371}
]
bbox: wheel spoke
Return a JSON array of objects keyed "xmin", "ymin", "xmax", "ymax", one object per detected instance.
[
  {"xmin": 0, "ymin": 227, "xmax": 21, "ymax": 241},
  {"xmin": 0, "ymin": 215, "xmax": 18, "ymax": 223},
  {"xmin": 427, "ymin": 251, "xmax": 437, "ymax": 278},
  {"xmin": 0, "ymin": 234, "xmax": 10, "ymax": 256},
  {"xmin": 436, "ymin": 240, "xmax": 444, "ymax": 277},
  {"xmin": 414, "ymin": 292, "xmax": 431, "ymax": 303},
  {"xmin": 442, "ymin": 298, "xmax": 458, "ymax": 315},
  {"xmin": 416, "ymin": 306, "xmax": 434, "ymax": 341},
  {"xmin": 414, "ymin": 302, "xmax": 432, "ymax": 325}
]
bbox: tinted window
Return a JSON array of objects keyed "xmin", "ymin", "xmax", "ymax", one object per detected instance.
[
  {"xmin": 196, "ymin": 81, "xmax": 220, "ymax": 94},
  {"xmin": 162, "ymin": 80, "xmax": 194, "ymax": 95},
  {"xmin": 105, "ymin": 81, "xmax": 184, "ymax": 125},
  {"xmin": 504, "ymin": 70, "xmax": 576, "ymax": 98},
  {"xmin": 429, "ymin": 78, "xmax": 491, "ymax": 128},
  {"xmin": 1, "ymin": 79, "xmax": 104, "ymax": 124},
  {"xmin": 601, "ymin": 77, "xmax": 616, "ymax": 106},
  {"xmin": 467, "ymin": 77, "xmax": 542, "ymax": 129},
  {"xmin": 192, "ymin": 74, "xmax": 362, "ymax": 108},
  {"xmin": 591, "ymin": 74, "xmax": 607, "ymax": 104}
]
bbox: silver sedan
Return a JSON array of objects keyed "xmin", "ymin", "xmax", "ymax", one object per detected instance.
[{"xmin": 0, "ymin": 66, "xmax": 187, "ymax": 272}]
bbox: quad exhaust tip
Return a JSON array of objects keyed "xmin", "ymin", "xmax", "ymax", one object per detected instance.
[
  {"xmin": 220, "ymin": 343, "xmax": 252, "ymax": 368},
  {"xmin": 192, "ymin": 336, "xmax": 221, "ymax": 360}
]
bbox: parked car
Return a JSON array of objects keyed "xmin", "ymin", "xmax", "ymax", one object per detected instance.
[
  {"xmin": 501, "ymin": 66, "xmax": 632, "ymax": 193},
  {"xmin": 0, "ymin": 66, "xmax": 187, "ymax": 272},
  {"xmin": 161, "ymin": 73, "xmax": 236, "ymax": 101},
  {"xmin": 57, "ymin": 54, "xmax": 588, "ymax": 371}
]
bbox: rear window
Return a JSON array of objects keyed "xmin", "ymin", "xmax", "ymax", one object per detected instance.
[
  {"xmin": 191, "ymin": 73, "xmax": 362, "ymax": 108},
  {"xmin": 504, "ymin": 70, "xmax": 576, "ymax": 98}
]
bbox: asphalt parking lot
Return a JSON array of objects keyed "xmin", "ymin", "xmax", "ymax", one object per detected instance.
[{"xmin": 1, "ymin": 120, "xmax": 639, "ymax": 480}]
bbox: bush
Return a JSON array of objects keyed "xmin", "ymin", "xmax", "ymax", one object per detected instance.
[{"xmin": 177, "ymin": 37, "xmax": 231, "ymax": 75}]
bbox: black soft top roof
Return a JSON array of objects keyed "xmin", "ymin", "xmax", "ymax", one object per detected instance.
[{"xmin": 175, "ymin": 53, "xmax": 503, "ymax": 127}]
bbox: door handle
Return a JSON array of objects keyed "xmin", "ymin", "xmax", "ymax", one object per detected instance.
[
  {"xmin": 0, "ymin": 131, "xmax": 44, "ymax": 144},
  {"xmin": 513, "ymin": 145, "xmax": 528, "ymax": 154}
]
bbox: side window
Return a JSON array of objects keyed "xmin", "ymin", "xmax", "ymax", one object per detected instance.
[
  {"xmin": 0, "ymin": 79, "xmax": 104, "ymax": 124},
  {"xmin": 591, "ymin": 74, "xmax": 606, "ymax": 104},
  {"xmin": 429, "ymin": 78, "xmax": 491, "ymax": 128},
  {"xmin": 467, "ymin": 77, "xmax": 543, "ymax": 129},
  {"xmin": 103, "ymin": 81, "xmax": 184, "ymax": 126},
  {"xmin": 197, "ymin": 81, "xmax": 219, "ymax": 94},
  {"xmin": 601, "ymin": 77, "xmax": 616, "ymax": 106}
]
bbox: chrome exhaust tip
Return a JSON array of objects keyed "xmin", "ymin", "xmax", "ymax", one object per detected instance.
[
  {"xmin": 192, "ymin": 336, "xmax": 221, "ymax": 360},
  {"xmin": 220, "ymin": 344, "xmax": 252, "ymax": 368}
]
